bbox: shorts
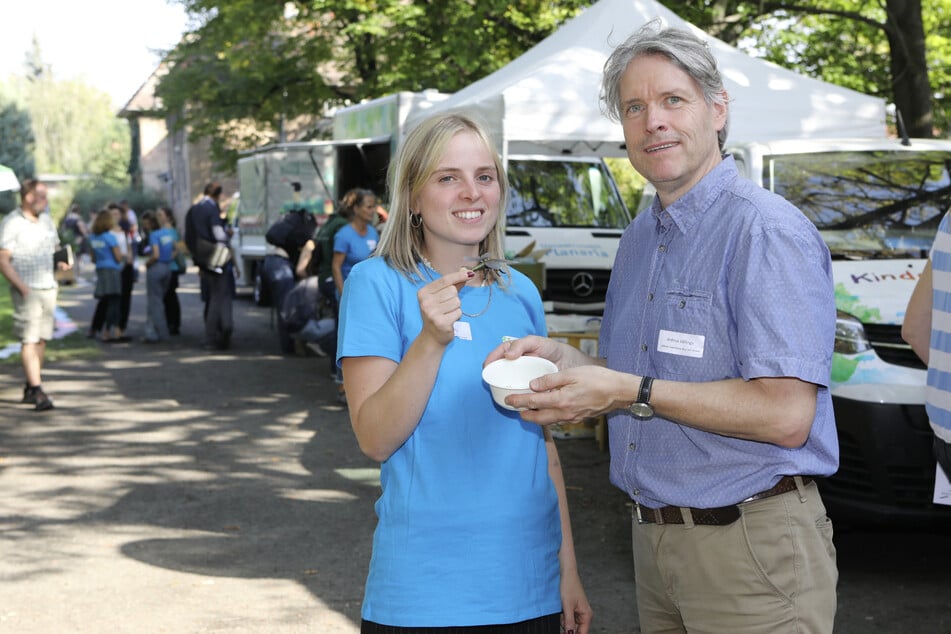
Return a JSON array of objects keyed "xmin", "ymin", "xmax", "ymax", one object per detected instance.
[{"xmin": 11, "ymin": 286, "xmax": 57, "ymax": 344}]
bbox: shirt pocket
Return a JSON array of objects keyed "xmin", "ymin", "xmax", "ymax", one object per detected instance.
[{"xmin": 653, "ymin": 288, "xmax": 718, "ymax": 379}]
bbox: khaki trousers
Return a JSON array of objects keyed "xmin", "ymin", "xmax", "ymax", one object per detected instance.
[{"xmin": 631, "ymin": 480, "xmax": 837, "ymax": 634}]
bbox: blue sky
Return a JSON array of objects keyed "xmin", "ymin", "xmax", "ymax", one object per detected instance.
[{"xmin": 0, "ymin": 0, "xmax": 190, "ymax": 107}]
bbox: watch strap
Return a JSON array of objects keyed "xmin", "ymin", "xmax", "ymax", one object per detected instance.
[{"xmin": 637, "ymin": 376, "xmax": 653, "ymax": 405}]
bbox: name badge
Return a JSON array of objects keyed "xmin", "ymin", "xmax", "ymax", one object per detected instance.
[
  {"xmin": 657, "ymin": 329, "xmax": 704, "ymax": 358},
  {"xmin": 454, "ymin": 321, "xmax": 473, "ymax": 340}
]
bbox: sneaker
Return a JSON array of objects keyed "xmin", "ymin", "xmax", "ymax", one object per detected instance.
[
  {"xmin": 33, "ymin": 387, "xmax": 54, "ymax": 411},
  {"xmin": 22, "ymin": 384, "xmax": 36, "ymax": 404}
]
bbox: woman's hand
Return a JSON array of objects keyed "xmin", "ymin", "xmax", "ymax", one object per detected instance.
[{"xmin": 417, "ymin": 269, "xmax": 472, "ymax": 346}]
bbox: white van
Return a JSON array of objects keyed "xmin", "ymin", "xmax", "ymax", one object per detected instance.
[
  {"xmin": 502, "ymin": 154, "xmax": 630, "ymax": 313},
  {"xmin": 724, "ymin": 137, "xmax": 951, "ymax": 526}
]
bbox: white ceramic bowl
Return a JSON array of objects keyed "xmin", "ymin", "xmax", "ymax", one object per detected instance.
[{"xmin": 482, "ymin": 356, "xmax": 558, "ymax": 411}]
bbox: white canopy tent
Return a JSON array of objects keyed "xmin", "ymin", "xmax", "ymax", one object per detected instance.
[{"xmin": 408, "ymin": 0, "xmax": 887, "ymax": 157}]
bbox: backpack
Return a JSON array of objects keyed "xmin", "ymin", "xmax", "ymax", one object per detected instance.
[
  {"xmin": 266, "ymin": 208, "xmax": 317, "ymax": 265},
  {"xmin": 280, "ymin": 276, "xmax": 324, "ymax": 334}
]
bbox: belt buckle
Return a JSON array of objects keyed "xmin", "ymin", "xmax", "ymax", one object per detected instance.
[{"xmin": 635, "ymin": 503, "xmax": 648, "ymax": 524}]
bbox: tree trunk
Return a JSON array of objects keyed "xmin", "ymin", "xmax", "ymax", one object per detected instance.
[{"xmin": 884, "ymin": 0, "xmax": 933, "ymax": 137}]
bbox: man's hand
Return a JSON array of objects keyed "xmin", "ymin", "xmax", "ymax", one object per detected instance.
[{"xmin": 504, "ymin": 364, "xmax": 629, "ymax": 424}]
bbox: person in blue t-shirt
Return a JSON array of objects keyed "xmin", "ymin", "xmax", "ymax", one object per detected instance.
[
  {"xmin": 330, "ymin": 188, "xmax": 379, "ymax": 402},
  {"xmin": 141, "ymin": 208, "xmax": 178, "ymax": 342},
  {"xmin": 337, "ymin": 113, "xmax": 591, "ymax": 634},
  {"xmin": 88, "ymin": 209, "xmax": 123, "ymax": 342},
  {"xmin": 331, "ymin": 188, "xmax": 379, "ymax": 299}
]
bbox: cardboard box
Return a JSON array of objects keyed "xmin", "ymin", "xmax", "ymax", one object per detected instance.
[{"xmin": 511, "ymin": 261, "xmax": 545, "ymax": 294}]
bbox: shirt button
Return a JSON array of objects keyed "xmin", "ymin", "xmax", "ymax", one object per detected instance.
[
  {"xmin": 679, "ymin": 300, "xmax": 686, "ymax": 308},
  {"xmin": 628, "ymin": 442, "xmax": 636, "ymax": 451},
  {"xmin": 647, "ymin": 293, "xmax": 653, "ymax": 301},
  {"xmin": 633, "ymin": 489, "xmax": 640, "ymax": 496},
  {"xmin": 658, "ymin": 244, "xmax": 666, "ymax": 252},
  {"xmin": 640, "ymin": 344, "xmax": 648, "ymax": 351}
]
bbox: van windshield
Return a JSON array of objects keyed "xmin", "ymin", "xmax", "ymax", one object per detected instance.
[
  {"xmin": 505, "ymin": 159, "xmax": 630, "ymax": 229},
  {"xmin": 765, "ymin": 150, "xmax": 951, "ymax": 258}
]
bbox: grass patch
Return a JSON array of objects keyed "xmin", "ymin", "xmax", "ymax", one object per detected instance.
[{"xmin": 0, "ymin": 286, "xmax": 100, "ymax": 364}]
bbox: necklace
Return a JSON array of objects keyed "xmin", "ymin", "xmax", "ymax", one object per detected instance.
[{"xmin": 419, "ymin": 254, "xmax": 493, "ymax": 318}]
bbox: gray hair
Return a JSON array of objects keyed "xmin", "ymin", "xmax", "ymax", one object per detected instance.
[
  {"xmin": 600, "ymin": 20, "xmax": 730, "ymax": 150},
  {"xmin": 376, "ymin": 111, "xmax": 509, "ymax": 283}
]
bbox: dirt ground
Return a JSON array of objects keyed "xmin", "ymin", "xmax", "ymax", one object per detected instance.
[{"xmin": 1, "ymin": 269, "xmax": 948, "ymax": 633}]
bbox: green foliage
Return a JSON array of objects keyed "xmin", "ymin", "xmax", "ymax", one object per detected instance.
[
  {"xmin": 657, "ymin": 0, "xmax": 951, "ymax": 136},
  {"xmin": 0, "ymin": 44, "xmax": 136, "ymax": 218},
  {"xmin": 605, "ymin": 157, "xmax": 647, "ymax": 215},
  {"xmin": 18, "ymin": 76, "xmax": 132, "ymax": 181},
  {"xmin": 0, "ymin": 96, "xmax": 36, "ymax": 214},
  {"xmin": 158, "ymin": 0, "xmax": 590, "ymax": 169},
  {"xmin": 69, "ymin": 183, "xmax": 168, "ymax": 219}
]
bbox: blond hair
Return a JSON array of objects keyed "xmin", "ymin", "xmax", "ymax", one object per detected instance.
[{"xmin": 376, "ymin": 112, "xmax": 509, "ymax": 284}]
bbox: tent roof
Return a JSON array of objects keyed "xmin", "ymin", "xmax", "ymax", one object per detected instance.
[{"xmin": 411, "ymin": 0, "xmax": 886, "ymax": 157}]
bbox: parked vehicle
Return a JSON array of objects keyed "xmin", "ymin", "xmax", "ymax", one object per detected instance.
[
  {"xmin": 724, "ymin": 137, "xmax": 951, "ymax": 527},
  {"xmin": 233, "ymin": 91, "xmax": 631, "ymax": 312}
]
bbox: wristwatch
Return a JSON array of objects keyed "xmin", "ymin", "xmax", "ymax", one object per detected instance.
[{"xmin": 629, "ymin": 376, "xmax": 654, "ymax": 419}]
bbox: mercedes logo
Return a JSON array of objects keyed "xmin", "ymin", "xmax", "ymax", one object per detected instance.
[{"xmin": 571, "ymin": 272, "xmax": 595, "ymax": 297}]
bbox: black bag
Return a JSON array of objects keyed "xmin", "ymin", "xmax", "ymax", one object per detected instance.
[
  {"xmin": 280, "ymin": 276, "xmax": 323, "ymax": 334},
  {"xmin": 266, "ymin": 209, "xmax": 317, "ymax": 265}
]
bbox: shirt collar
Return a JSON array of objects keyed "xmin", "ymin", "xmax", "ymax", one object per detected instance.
[{"xmin": 651, "ymin": 155, "xmax": 739, "ymax": 234}]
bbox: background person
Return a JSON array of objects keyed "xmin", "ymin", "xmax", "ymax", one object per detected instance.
[
  {"xmin": 295, "ymin": 198, "xmax": 354, "ymax": 368},
  {"xmin": 337, "ymin": 113, "xmax": 591, "ymax": 633},
  {"xmin": 0, "ymin": 179, "xmax": 69, "ymax": 411},
  {"xmin": 331, "ymin": 188, "xmax": 378, "ymax": 403},
  {"xmin": 112, "ymin": 202, "xmax": 137, "ymax": 339},
  {"xmin": 88, "ymin": 208, "xmax": 123, "ymax": 343},
  {"xmin": 88, "ymin": 204, "xmax": 133, "ymax": 342},
  {"xmin": 486, "ymin": 22, "xmax": 838, "ymax": 633},
  {"xmin": 141, "ymin": 208, "xmax": 177, "ymax": 343},
  {"xmin": 162, "ymin": 207, "xmax": 185, "ymax": 336},
  {"xmin": 185, "ymin": 182, "xmax": 234, "ymax": 350},
  {"xmin": 901, "ymin": 209, "xmax": 951, "ymax": 481}
]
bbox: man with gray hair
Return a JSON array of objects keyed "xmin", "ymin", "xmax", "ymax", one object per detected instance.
[{"xmin": 487, "ymin": 21, "xmax": 839, "ymax": 632}]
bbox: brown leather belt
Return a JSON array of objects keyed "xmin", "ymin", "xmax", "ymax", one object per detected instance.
[{"xmin": 634, "ymin": 476, "xmax": 814, "ymax": 526}]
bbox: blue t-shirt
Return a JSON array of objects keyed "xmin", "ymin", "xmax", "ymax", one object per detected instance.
[
  {"xmin": 337, "ymin": 257, "xmax": 562, "ymax": 627},
  {"xmin": 602, "ymin": 156, "xmax": 839, "ymax": 509},
  {"xmin": 149, "ymin": 227, "xmax": 176, "ymax": 263},
  {"xmin": 90, "ymin": 231, "xmax": 120, "ymax": 270},
  {"xmin": 333, "ymin": 223, "xmax": 379, "ymax": 280}
]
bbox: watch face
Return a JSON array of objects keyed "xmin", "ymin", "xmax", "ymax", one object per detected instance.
[{"xmin": 629, "ymin": 402, "xmax": 654, "ymax": 419}]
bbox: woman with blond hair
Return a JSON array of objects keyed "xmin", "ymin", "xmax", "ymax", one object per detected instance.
[{"xmin": 337, "ymin": 112, "xmax": 592, "ymax": 634}]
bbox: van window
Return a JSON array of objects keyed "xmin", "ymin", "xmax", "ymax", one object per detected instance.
[
  {"xmin": 505, "ymin": 159, "xmax": 630, "ymax": 229},
  {"xmin": 764, "ymin": 150, "xmax": 951, "ymax": 256}
]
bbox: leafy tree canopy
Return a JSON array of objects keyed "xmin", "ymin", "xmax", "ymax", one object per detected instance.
[
  {"xmin": 158, "ymin": 0, "xmax": 591, "ymax": 167},
  {"xmin": 159, "ymin": 0, "xmax": 949, "ymax": 170},
  {"xmin": 658, "ymin": 0, "xmax": 951, "ymax": 137}
]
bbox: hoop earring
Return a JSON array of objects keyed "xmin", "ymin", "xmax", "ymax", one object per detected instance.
[{"xmin": 410, "ymin": 213, "xmax": 422, "ymax": 229}]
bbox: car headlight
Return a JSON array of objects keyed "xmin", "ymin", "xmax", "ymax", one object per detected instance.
[{"xmin": 835, "ymin": 310, "xmax": 872, "ymax": 355}]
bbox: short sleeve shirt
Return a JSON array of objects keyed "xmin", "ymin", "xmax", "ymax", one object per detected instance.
[
  {"xmin": 337, "ymin": 257, "xmax": 562, "ymax": 626},
  {"xmin": 333, "ymin": 224, "xmax": 379, "ymax": 280},
  {"xmin": 0, "ymin": 208, "xmax": 59, "ymax": 289},
  {"xmin": 601, "ymin": 157, "xmax": 839, "ymax": 509}
]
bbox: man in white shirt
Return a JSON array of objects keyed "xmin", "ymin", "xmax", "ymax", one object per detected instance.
[{"xmin": 0, "ymin": 179, "xmax": 69, "ymax": 410}]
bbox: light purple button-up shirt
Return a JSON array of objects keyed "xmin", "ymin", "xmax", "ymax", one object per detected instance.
[{"xmin": 601, "ymin": 156, "xmax": 839, "ymax": 509}]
